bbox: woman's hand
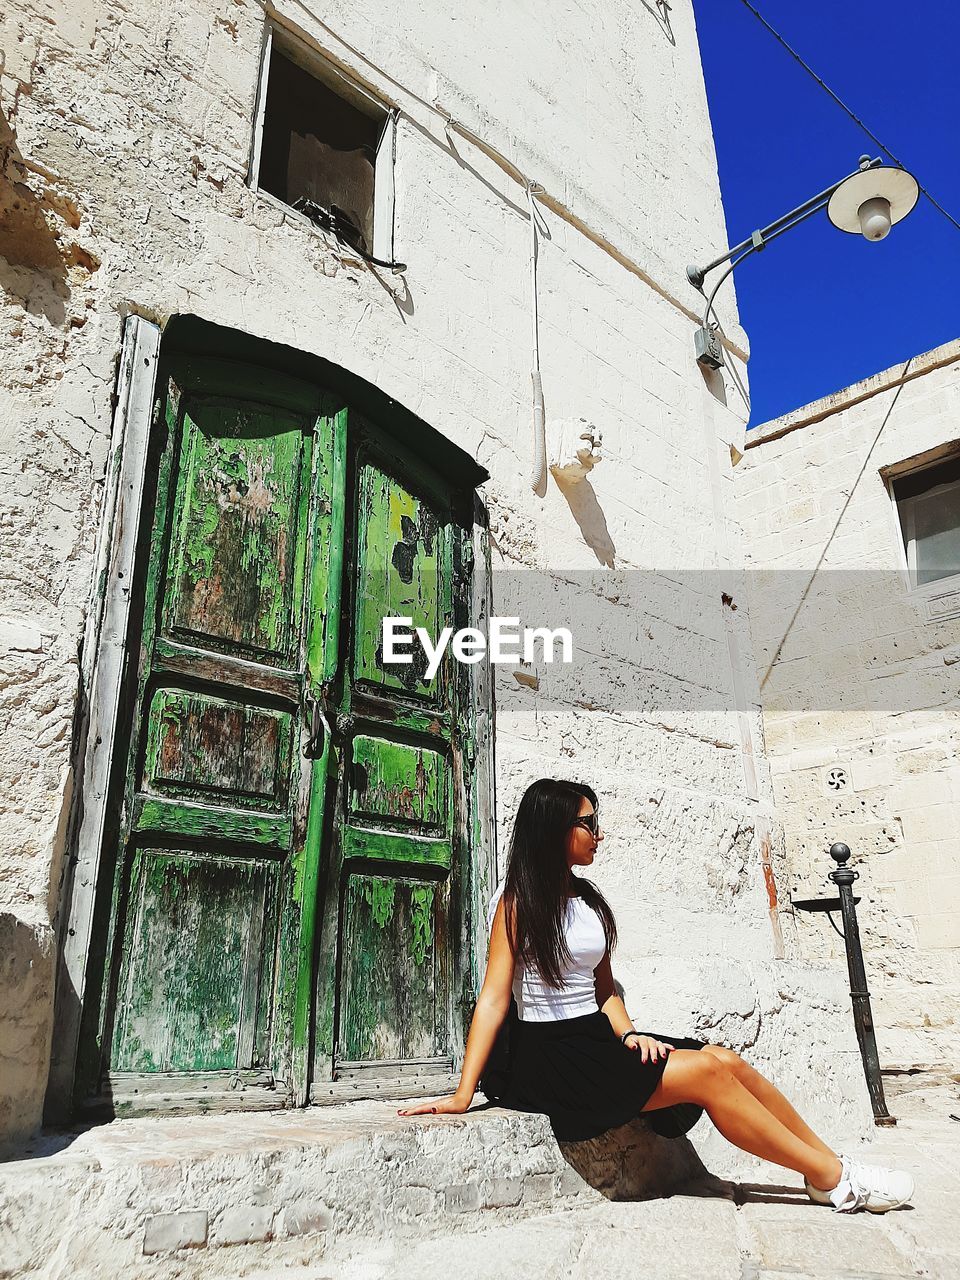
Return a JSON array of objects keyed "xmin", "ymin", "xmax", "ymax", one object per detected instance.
[
  {"xmin": 397, "ymin": 1092, "xmax": 472, "ymax": 1117},
  {"xmin": 624, "ymin": 1034, "xmax": 673, "ymax": 1063}
]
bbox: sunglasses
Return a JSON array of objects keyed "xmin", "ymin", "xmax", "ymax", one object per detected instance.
[{"xmin": 573, "ymin": 813, "xmax": 601, "ymax": 835}]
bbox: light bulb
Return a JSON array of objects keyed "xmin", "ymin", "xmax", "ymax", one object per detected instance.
[{"xmin": 857, "ymin": 196, "xmax": 892, "ymax": 241}]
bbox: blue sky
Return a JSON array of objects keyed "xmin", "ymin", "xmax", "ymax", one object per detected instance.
[{"xmin": 693, "ymin": 0, "xmax": 959, "ymax": 428}]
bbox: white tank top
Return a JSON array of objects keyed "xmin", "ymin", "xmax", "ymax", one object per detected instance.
[{"xmin": 486, "ymin": 880, "xmax": 607, "ymax": 1021}]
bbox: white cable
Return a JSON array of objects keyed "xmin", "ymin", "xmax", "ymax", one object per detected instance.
[{"xmin": 527, "ymin": 182, "xmax": 548, "ymax": 497}]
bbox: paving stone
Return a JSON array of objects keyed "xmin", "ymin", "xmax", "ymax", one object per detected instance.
[
  {"xmin": 393, "ymin": 1185, "xmax": 435, "ymax": 1217},
  {"xmin": 557, "ymin": 1164, "xmax": 587, "ymax": 1197},
  {"xmin": 745, "ymin": 1217, "xmax": 921, "ymax": 1276},
  {"xmin": 443, "ymin": 1182, "xmax": 481, "ymax": 1213},
  {"xmin": 915, "ymin": 1253, "xmax": 960, "ymax": 1280},
  {"xmin": 280, "ymin": 1201, "xmax": 333, "ymax": 1237},
  {"xmin": 522, "ymin": 1171, "xmax": 555, "ymax": 1202},
  {"xmin": 570, "ymin": 1227, "xmax": 741, "ymax": 1279},
  {"xmin": 142, "ymin": 1209, "xmax": 208, "ymax": 1254},
  {"xmin": 213, "ymin": 1203, "xmax": 275, "ymax": 1245},
  {"xmin": 326, "ymin": 1214, "xmax": 584, "ymax": 1279},
  {"xmin": 479, "ymin": 1176, "xmax": 522, "ymax": 1208}
]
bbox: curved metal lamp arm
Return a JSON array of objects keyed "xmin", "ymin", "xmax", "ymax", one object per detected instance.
[
  {"xmin": 688, "ymin": 156, "xmax": 883, "ymax": 372},
  {"xmin": 700, "ymin": 251, "xmax": 747, "ymax": 335},
  {"xmin": 688, "ymin": 155, "xmax": 881, "ymax": 295}
]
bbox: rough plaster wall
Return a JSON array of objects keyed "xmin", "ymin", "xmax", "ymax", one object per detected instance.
[
  {"xmin": 0, "ymin": 0, "xmax": 869, "ymax": 1152},
  {"xmin": 737, "ymin": 344, "xmax": 960, "ymax": 1070}
]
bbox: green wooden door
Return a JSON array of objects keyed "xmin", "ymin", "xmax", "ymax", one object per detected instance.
[
  {"xmin": 312, "ymin": 422, "xmax": 474, "ymax": 1093},
  {"xmin": 83, "ymin": 358, "xmax": 478, "ymax": 1113},
  {"xmin": 87, "ymin": 357, "xmax": 344, "ymax": 1109}
]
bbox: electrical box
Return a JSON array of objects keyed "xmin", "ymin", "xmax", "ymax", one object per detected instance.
[{"xmin": 694, "ymin": 325, "xmax": 724, "ymax": 370}]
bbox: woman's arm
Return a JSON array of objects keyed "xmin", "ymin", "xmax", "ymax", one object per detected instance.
[
  {"xmin": 399, "ymin": 893, "xmax": 516, "ymax": 1116},
  {"xmin": 594, "ymin": 947, "xmax": 634, "ymax": 1038}
]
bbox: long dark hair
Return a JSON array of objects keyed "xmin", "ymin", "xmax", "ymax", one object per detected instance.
[{"xmin": 502, "ymin": 778, "xmax": 618, "ymax": 988}]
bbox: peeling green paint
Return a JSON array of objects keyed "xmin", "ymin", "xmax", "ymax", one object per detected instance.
[
  {"xmin": 349, "ymin": 735, "xmax": 449, "ymax": 832},
  {"xmin": 165, "ymin": 403, "xmax": 306, "ymax": 658},
  {"xmin": 112, "ymin": 850, "xmax": 275, "ymax": 1073},
  {"xmin": 361, "ymin": 877, "xmax": 397, "ymax": 928},
  {"xmin": 143, "ymin": 688, "xmax": 291, "ymax": 809},
  {"xmin": 410, "ymin": 885, "xmax": 435, "ymax": 966},
  {"xmin": 340, "ymin": 874, "xmax": 438, "ymax": 1060},
  {"xmin": 354, "ymin": 463, "xmax": 447, "ymax": 694},
  {"xmin": 185, "ymin": 495, "xmax": 220, "ymax": 583}
]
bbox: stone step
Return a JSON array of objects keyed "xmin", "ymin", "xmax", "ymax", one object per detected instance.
[{"xmin": 0, "ymin": 1098, "xmax": 719, "ymax": 1278}]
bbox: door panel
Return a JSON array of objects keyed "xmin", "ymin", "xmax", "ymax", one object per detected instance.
[
  {"xmin": 314, "ymin": 434, "xmax": 469, "ymax": 1090},
  {"xmin": 340, "ymin": 873, "xmax": 441, "ymax": 1062},
  {"xmin": 348, "ymin": 735, "xmax": 450, "ymax": 834},
  {"xmin": 142, "ymin": 689, "xmax": 294, "ymax": 811},
  {"xmin": 353, "ymin": 464, "xmax": 445, "ymax": 697},
  {"xmin": 163, "ymin": 400, "xmax": 309, "ymax": 663},
  {"xmin": 112, "ymin": 849, "xmax": 276, "ymax": 1073},
  {"xmin": 87, "ymin": 358, "xmax": 341, "ymax": 1109}
]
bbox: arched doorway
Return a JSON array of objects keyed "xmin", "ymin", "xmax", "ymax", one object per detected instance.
[{"xmin": 53, "ymin": 317, "xmax": 493, "ymax": 1118}]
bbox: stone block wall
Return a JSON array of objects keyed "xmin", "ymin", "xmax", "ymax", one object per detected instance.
[
  {"xmin": 0, "ymin": 0, "xmax": 872, "ymax": 1152},
  {"xmin": 737, "ymin": 339, "xmax": 960, "ymax": 1070}
]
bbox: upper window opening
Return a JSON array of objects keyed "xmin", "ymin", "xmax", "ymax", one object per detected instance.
[
  {"xmin": 892, "ymin": 453, "xmax": 960, "ymax": 587},
  {"xmin": 252, "ymin": 34, "xmax": 394, "ymax": 261}
]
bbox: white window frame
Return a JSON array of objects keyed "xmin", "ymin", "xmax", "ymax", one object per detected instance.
[
  {"xmin": 247, "ymin": 22, "xmax": 397, "ymax": 264},
  {"xmin": 884, "ymin": 446, "xmax": 960, "ymax": 622}
]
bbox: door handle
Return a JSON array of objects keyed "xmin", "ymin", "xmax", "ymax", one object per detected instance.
[{"xmin": 303, "ymin": 692, "xmax": 332, "ymax": 759}]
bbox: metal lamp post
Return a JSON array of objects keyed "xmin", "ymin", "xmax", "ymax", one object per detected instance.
[
  {"xmin": 792, "ymin": 842, "xmax": 895, "ymax": 1126},
  {"xmin": 686, "ymin": 155, "xmax": 920, "ymax": 369}
]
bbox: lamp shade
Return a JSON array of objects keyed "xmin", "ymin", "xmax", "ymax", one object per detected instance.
[{"xmin": 827, "ymin": 165, "xmax": 920, "ymax": 236}]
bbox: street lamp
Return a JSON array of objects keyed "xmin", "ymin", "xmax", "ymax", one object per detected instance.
[{"xmin": 687, "ymin": 155, "xmax": 920, "ymax": 369}]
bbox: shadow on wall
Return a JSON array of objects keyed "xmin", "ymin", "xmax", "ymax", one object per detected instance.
[
  {"xmin": 640, "ymin": 0, "xmax": 676, "ymax": 46},
  {"xmin": 553, "ymin": 472, "xmax": 617, "ymax": 567},
  {"xmin": 0, "ymin": 913, "xmax": 56, "ymax": 1157},
  {"xmin": 0, "ymin": 104, "xmax": 98, "ymax": 326}
]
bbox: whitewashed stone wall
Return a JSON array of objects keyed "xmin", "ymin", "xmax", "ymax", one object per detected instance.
[
  {"xmin": 737, "ymin": 339, "xmax": 960, "ymax": 1071},
  {"xmin": 0, "ymin": 0, "xmax": 871, "ymax": 1154}
]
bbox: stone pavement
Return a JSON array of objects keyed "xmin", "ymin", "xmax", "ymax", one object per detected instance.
[
  {"xmin": 241, "ymin": 1074, "xmax": 960, "ymax": 1280},
  {"xmin": 2, "ymin": 1072, "xmax": 956, "ymax": 1279}
]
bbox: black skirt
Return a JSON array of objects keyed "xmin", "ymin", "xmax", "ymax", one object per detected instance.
[{"xmin": 480, "ymin": 1003, "xmax": 709, "ymax": 1142}]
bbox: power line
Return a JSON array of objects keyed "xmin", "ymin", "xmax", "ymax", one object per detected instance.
[
  {"xmin": 737, "ymin": 0, "xmax": 960, "ymax": 236},
  {"xmin": 760, "ymin": 356, "xmax": 914, "ymax": 690}
]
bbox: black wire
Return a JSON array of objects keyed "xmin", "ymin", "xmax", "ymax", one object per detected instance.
[
  {"xmin": 737, "ymin": 0, "xmax": 960, "ymax": 236},
  {"xmin": 291, "ymin": 198, "xmax": 407, "ymax": 271}
]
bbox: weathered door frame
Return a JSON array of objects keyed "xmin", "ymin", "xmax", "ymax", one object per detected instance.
[
  {"xmin": 46, "ymin": 315, "xmax": 162, "ymax": 1123},
  {"xmin": 46, "ymin": 315, "xmax": 498, "ymax": 1122}
]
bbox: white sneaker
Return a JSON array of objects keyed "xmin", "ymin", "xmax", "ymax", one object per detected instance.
[{"xmin": 805, "ymin": 1153, "xmax": 914, "ymax": 1213}]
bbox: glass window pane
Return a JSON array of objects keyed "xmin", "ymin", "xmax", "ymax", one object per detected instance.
[{"xmin": 913, "ymin": 483, "xmax": 960, "ymax": 584}]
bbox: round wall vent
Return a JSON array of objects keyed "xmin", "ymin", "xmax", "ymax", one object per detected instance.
[{"xmin": 823, "ymin": 765, "xmax": 851, "ymax": 794}]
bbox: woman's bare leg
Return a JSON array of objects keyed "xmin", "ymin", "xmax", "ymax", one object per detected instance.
[
  {"xmin": 642, "ymin": 1050, "xmax": 843, "ymax": 1191},
  {"xmin": 700, "ymin": 1044, "xmax": 837, "ymax": 1162}
]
